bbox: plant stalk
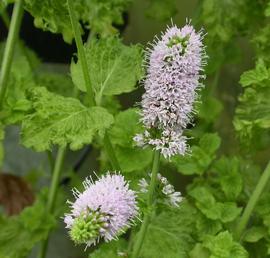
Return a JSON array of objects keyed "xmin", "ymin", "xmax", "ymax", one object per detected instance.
[
  {"xmin": 67, "ymin": 0, "xmax": 95, "ymax": 107},
  {"xmin": 235, "ymin": 161, "xmax": 270, "ymax": 240},
  {"xmin": 0, "ymin": 0, "xmax": 24, "ymax": 107},
  {"xmin": 67, "ymin": 0, "xmax": 120, "ymax": 171},
  {"xmin": 103, "ymin": 132, "xmax": 121, "ymax": 171},
  {"xmin": 39, "ymin": 147, "xmax": 66, "ymax": 258},
  {"xmin": 131, "ymin": 149, "xmax": 161, "ymax": 258}
]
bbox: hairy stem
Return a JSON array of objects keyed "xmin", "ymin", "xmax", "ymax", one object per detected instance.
[
  {"xmin": 67, "ymin": 0, "xmax": 95, "ymax": 107},
  {"xmin": 0, "ymin": 0, "xmax": 24, "ymax": 107},
  {"xmin": 39, "ymin": 147, "xmax": 66, "ymax": 258},
  {"xmin": 131, "ymin": 150, "xmax": 161, "ymax": 258},
  {"xmin": 235, "ymin": 161, "xmax": 270, "ymax": 240}
]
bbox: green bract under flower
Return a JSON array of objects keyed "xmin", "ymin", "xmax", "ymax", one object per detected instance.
[{"xmin": 70, "ymin": 210, "xmax": 108, "ymax": 245}]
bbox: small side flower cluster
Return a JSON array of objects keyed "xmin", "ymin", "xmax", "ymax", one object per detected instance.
[
  {"xmin": 64, "ymin": 173, "xmax": 138, "ymax": 247},
  {"xmin": 134, "ymin": 22, "xmax": 206, "ymax": 158},
  {"xmin": 139, "ymin": 173, "xmax": 182, "ymax": 207}
]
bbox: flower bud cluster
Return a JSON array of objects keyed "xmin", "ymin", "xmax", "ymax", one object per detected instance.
[
  {"xmin": 139, "ymin": 173, "xmax": 183, "ymax": 207},
  {"xmin": 64, "ymin": 173, "xmax": 138, "ymax": 247}
]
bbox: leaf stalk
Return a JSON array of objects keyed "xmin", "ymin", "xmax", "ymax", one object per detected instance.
[
  {"xmin": 130, "ymin": 149, "xmax": 161, "ymax": 258},
  {"xmin": 235, "ymin": 161, "xmax": 270, "ymax": 240},
  {"xmin": 39, "ymin": 147, "xmax": 66, "ymax": 258},
  {"xmin": 67, "ymin": 0, "xmax": 95, "ymax": 107},
  {"xmin": 67, "ymin": 0, "xmax": 120, "ymax": 171},
  {"xmin": 0, "ymin": 0, "xmax": 24, "ymax": 107}
]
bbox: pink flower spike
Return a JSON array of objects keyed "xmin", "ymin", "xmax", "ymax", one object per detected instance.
[{"xmin": 134, "ymin": 22, "xmax": 207, "ymax": 158}]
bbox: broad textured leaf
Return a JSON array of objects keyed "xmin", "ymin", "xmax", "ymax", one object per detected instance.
[
  {"xmin": 199, "ymin": 133, "xmax": 221, "ymax": 155},
  {"xmin": 239, "ymin": 60, "xmax": 270, "ymax": 87},
  {"xmin": 110, "ymin": 108, "xmax": 142, "ymax": 147},
  {"xmin": 115, "ymin": 147, "xmax": 152, "ymax": 173},
  {"xmin": 213, "ymin": 157, "xmax": 242, "ymax": 201},
  {"xmin": 140, "ymin": 202, "xmax": 198, "ymax": 258},
  {"xmin": 173, "ymin": 133, "xmax": 221, "ymax": 175},
  {"xmin": 21, "ymin": 87, "xmax": 114, "ymax": 151},
  {"xmin": 0, "ymin": 42, "xmax": 38, "ymax": 125},
  {"xmin": 243, "ymin": 226, "xmax": 267, "ymax": 243},
  {"xmin": 203, "ymin": 231, "xmax": 248, "ymax": 258},
  {"xmin": 196, "ymin": 213, "xmax": 222, "ymax": 240},
  {"xmin": 189, "ymin": 187, "xmax": 241, "ymax": 223},
  {"xmin": 71, "ymin": 38, "xmax": 143, "ymax": 104},
  {"xmin": 79, "ymin": 0, "xmax": 132, "ymax": 36},
  {"xmin": 189, "ymin": 244, "xmax": 210, "ymax": 258},
  {"xmin": 234, "ymin": 60, "xmax": 270, "ymax": 147},
  {"xmin": 24, "ymin": 0, "xmax": 132, "ymax": 42},
  {"xmin": 24, "ymin": 0, "xmax": 73, "ymax": 43}
]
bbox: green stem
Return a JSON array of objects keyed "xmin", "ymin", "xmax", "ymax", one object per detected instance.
[
  {"xmin": 131, "ymin": 150, "xmax": 161, "ymax": 258},
  {"xmin": 67, "ymin": 0, "xmax": 95, "ymax": 107},
  {"xmin": 39, "ymin": 147, "xmax": 66, "ymax": 258},
  {"xmin": 0, "ymin": 0, "xmax": 24, "ymax": 108},
  {"xmin": 103, "ymin": 132, "xmax": 121, "ymax": 171},
  {"xmin": 127, "ymin": 229, "xmax": 135, "ymax": 253},
  {"xmin": 235, "ymin": 161, "xmax": 270, "ymax": 240},
  {"xmin": 67, "ymin": 0, "xmax": 120, "ymax": 171}
]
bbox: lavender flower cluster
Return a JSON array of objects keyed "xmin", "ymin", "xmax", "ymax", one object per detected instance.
[
  {"xmin": 64, "ymin": 173, "xmax": 138, "ymax": 247},
  {"xmin": 134, "ymin": 23, "xmax": 206, "ymax": 158},
  {"xmin": 139, "ymin": 173, "xmax": 182, "ymax": 207}
]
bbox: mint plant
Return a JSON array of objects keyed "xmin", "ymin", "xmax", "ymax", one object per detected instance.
[{"xmin": 0, "ymin": 1, "xmax": 270, "ymax": 258}]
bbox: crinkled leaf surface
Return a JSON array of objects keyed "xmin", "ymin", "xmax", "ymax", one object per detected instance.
[
  {"xmin": 21, "ymin": 87, "xmax": 114, "ymax": 151},
  {"xmin": 234, "ymin": 60, "xmax": 270, "ymax": 146},
  {"xmin": 203, "ymin": 231, "xmax": 248, "ymax": 258},
  {"xmin": 0, "ymin": 42, "xmax": 38, "ymax": 125},
  {"xmin": 242, "ymin": 226, "xmax": 267, "ymax": 243},
  {"xmin": 213, "ymin": 156, "xmax": 243, "ymax": 201},
  {"xmin": 140, "ymin": 202, "xmax": 197, "ymax": 258},
  {"xmin": 23, "ymin": 0, "xmax": 74, "ymax": 43},
  {"xmin": 24, "ymin": 0, "xmax": 132, "ymax": 42},
  {"xmin": 188, "ymin": 187, "xmax": 242, "ymax": 223},
  {"xmin": 71, "ymin": 37, "xmax": 143, "ymax": 104},
  {"xmin": 79, "ymin": 0, "xmax": 132, "ymax": 36}
]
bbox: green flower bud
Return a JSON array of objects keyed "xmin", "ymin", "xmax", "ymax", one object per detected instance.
[{"xmin": 69, "ymin": 210, "xmax": 106, "ymax": 245}]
